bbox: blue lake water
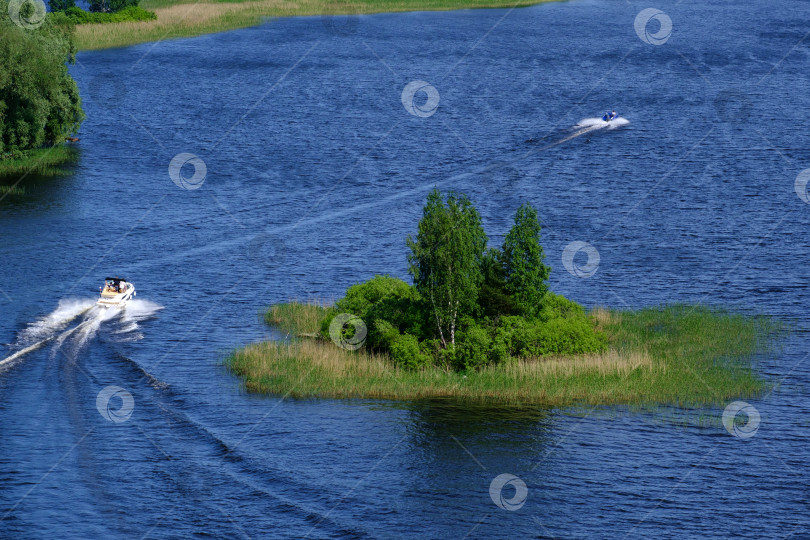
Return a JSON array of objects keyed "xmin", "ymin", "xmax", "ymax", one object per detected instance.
[{"xmin": 2, "ymin": 0, "xmax": 810, "ymax": 537}]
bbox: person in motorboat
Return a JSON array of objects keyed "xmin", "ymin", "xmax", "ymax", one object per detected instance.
[
  {"xmin": 602, "ymin": 111, "xmax": 618, "ymax": 122},
  {"xmin": 98, "ymin": 277, "xmax": 135, "ymax": 307}
]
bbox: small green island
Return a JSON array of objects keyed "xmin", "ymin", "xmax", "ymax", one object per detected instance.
[{"xmin": 228, "ymin": 190, "xmax": 779, "ymax": 407}]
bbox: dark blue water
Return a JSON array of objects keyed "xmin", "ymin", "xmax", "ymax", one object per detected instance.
[{"xmin": 2, "ymin": 0, "xmax": 810, "ymax": 537}]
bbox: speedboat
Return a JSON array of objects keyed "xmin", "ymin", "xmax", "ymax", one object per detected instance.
[{"xmin": 98, "ymin": 277, "xmax": 136, "ymax": 307}]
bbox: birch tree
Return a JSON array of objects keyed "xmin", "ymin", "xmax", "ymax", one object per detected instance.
[{"xmin": 406, "ymin": 189, "xmax": 486, "ymax": 347}]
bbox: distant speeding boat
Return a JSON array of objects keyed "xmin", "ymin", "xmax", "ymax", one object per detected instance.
[
  {"xmin": 602, "ymin": 110, "xmax": 619, "ymax": 122},
  {"xmin": 98, "ymin": 277, "xmax": 135, "ymax": 307},
  {"xmin": 574, "ymin": 113, "xmax": 628, "ymax": 130}
]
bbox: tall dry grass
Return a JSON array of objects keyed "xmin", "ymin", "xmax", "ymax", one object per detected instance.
[
  {"xmin": 75, "ymin": 0, "xmax": 555, "ymax": 50},
  {"xmin": 264, "ymin": 301, "xmax": 330, "ymax": 336},
  {"xmin": 227, "ymin": 304, "xmax": 780, "ymax": 407},
  {"xmin": 228, "ymin": 340, "xmax": 660, "ymax": 405}
]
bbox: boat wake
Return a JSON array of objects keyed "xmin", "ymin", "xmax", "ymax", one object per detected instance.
[
  {"xmin": 575, "ymin": 116, "xmax": 631, "ymax": 130},
  {"xmin": 524, "ymin": 116, "xmax": 631, "ymax": 154},
  {"xmin": 0, "ymin": 298, "xmax": 163, "ymax": 371}
]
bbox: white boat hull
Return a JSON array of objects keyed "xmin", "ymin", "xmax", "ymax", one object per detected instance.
[{"xmin": 97, "ymin": 283, "xmax": 136, "ymax": 307}]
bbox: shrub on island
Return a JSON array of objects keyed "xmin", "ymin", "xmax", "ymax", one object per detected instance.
[
  {"xmin": 316, "ymin": 190, "xmax": 606, "ymax": 372},
  {"xmin": 48, "ymin": 0, "xmax": 156, "ymax": 25},
  {"xmin": 57, "ymin": 6, "xmax": 157, "ymax": 24}
]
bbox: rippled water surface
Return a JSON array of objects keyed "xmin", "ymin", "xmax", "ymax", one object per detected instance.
[{"xmin": 2, "ymin": 0, "xmax": 810, "ymax": 537}]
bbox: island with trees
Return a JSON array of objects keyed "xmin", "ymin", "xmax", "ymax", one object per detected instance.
[{"xmin": 228, "ymin": 190, "xmax": 779, "ymax": 406}]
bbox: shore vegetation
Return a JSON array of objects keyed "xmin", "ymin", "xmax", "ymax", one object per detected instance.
[
  {"xmin": 74, "ymin": 0, "xmax": 557, "ymax": 50},
  {"xmin": 1, "ymin": 2, "xmax": 84, "ymax": 178},
  {"xmin": 0, "ymin": 146, "xmax": 79, "ymax": 182},
  {"xmin": 229, "ymin": 303, "xmax": 776, "ymax": 406}
]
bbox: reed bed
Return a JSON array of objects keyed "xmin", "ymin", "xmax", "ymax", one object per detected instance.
[
  {"xmin": 0, "ymin": 146, "xmax": 78, "ymax": 181},
  {"xmin": 264, "ymin": 301, "xmax": 329, "ymax": 336},
  {"xmin": 75, "ymin": 0, "xmax": 555, "ymax": 50},
  {"xmin": 0, "ymin": 186, "xmax": 25, "ymax": 196},
  {"xmin": 228, "ymin": 304, "xmax": 781, "ymax": 407}
]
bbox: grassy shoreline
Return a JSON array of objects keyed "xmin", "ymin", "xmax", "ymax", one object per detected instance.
[
  {"xmin": 227, "ymin": 303, "xmax": 780, "ymax": 407},
  {"xmin": 0, "ymin": 146, "xmax": 79, "ymax": 187},
  {"xmin": 75, "ymin": 0, "xmax": 557, "ymax": 50}
]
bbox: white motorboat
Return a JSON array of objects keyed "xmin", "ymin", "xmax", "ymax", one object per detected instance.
[{"xmin": 98, "ymin": 277, "xmax": 136, "ymax": 307}]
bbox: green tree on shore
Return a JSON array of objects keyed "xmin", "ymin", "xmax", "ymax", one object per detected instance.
[
  {"xmin": 48, "ymin": 0, "xmax": 76, "ymax": 12},
  {"xmin": 88, "ymin": 0, "xmax": 139, "ymax": 13},
  {"xmin": 406, "ymin": 189, "xmax": 487, "ymax": 347},
  {"xmin": 0, "ymin": 3, "xmax": 84, "ymax": 158}
]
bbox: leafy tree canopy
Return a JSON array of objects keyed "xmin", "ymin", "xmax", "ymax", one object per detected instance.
[
  {"xmin": 88, "ymin": 0, "xmax": 139, "ymax": 14},
  {"xmin": 0, "ymin": 4, "xmax": 84, "ymax": 157},
  {"xmin": 322, "ymin": 192, "xmax": 606, "ymax": 372},
  {"xmin": 406, "ymin": 189, "xmax": 487, "ymax": 347},
  {"xmin": 48, "ymin": 0, "xmax": 75, "ymax": 12},
  {"xmin": 501, "ymin": 202, "xmax": 551, "ymax": 318}
]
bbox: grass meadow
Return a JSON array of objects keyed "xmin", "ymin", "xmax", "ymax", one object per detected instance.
[{"xmin": 75, "ymin": 0, "xmax": 556, "ymax": 50}]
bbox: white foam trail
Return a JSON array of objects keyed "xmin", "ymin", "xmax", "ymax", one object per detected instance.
[
  {"xmin": 50, "ymin": 315, "xmax": 101, "ymax": 354},
  {"xmin": 2, "ymin": 312, "xmax": 98, "ymax": 368},
  {"xmin": 16, "ymin": 298, "xmax": 96, "ymax": 346},
  {"xmin": 114, "ymin": 322, "xmax": 140, "ymax": 335},
  {"xmin": 575, "ymin": 117, "xmax": 630, "ymax": 130},
  {"xmin": 0, "ymin": 337, "xmax": 55, "ymax": 369},
  {"xmin": 575, "ymin": 117, "xmax": 609, "ymax": 128},
  {"xmin": 108, "ymin": 300, "xmax": 164, "ymax": 343},
  {"xmin": 529, "ymin": 116, "xmax": 630, "ymax": 151},
  {"xmin": 121, "ymin": 299, "xmax": 164, "ymax": 322},
  {"xmin": 1, "ymin": 297, "xmax": 162, "ymax": 368},
  {"xmin": 537, "ymin": 124, "xmax": 602, "ymax": 150},
  {"xmin": 607, "ymin": 118, "xmax": 630, "ymax": 129},
  {"xmin": 1, "ymin": 299, "xmax": 96, "ymax": 368},
  {"xmin": 78, "ymin": 307, "xmax": 118, "ymax": 344}
]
